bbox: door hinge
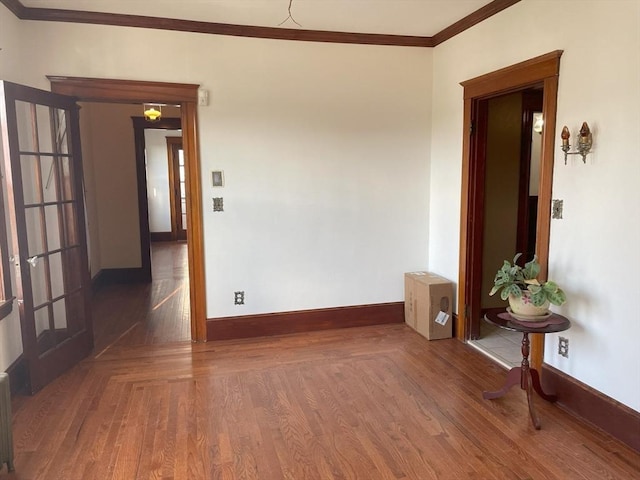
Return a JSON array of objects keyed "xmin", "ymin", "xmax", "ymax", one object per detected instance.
[
  {"xmin": 464, "ymin": 305, "xmax": 469, "ymax": 319},
  {"xmin": 470, "ymin": 121, "xmax": 475, "ymax": 136}
]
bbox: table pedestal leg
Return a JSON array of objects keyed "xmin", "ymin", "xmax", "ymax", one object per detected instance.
[
  {"xmin": 483, "ymin": 332, "xmax": 557, "ymax": 430},
  {"xmin": 483, "ymin": 367, "xmax": 521, "ymax": 400}
]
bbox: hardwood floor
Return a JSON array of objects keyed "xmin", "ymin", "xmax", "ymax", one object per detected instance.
[
  {"xmin": 6, "ymin": 245, "xmax": 640, "ymax": 479},
  {"xmin": 91, "ymin": 242, "xmax": 191, "ymax": 354}
]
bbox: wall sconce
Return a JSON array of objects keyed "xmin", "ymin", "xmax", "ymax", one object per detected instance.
[
  {"xmin": 561, "ymin": 122, "xmax": 593, "ymax": 164},
  {"xmin": 143, "ymin": 104, "xmax": 162, "ymax": 122}
]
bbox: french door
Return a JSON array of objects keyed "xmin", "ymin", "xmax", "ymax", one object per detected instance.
[{"xmin": 0, "ymin": 81, "xmax": 92, "ymax": 394}]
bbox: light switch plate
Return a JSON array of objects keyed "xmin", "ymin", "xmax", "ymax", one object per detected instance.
[
  {"xmin": 213, "ymin": 197, "xmax": 224, "ymax": 212},
  {"xmin": 212, "ymin": 170, "xmax": 224, "ymax": 187}
]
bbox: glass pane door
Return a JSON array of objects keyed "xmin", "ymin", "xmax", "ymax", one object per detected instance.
[{"xmin": 0, "ymin": 81, "xmax": 92, "ymax": 393}]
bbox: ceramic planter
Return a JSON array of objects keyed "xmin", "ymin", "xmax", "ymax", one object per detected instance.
[{"xmin": 508, "ymin": 293, "xmax": 550, "ymax": 318}]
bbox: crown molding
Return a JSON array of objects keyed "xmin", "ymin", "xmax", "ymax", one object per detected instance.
[{"xmin": 1, "ymin": 0, "xmax": 520, "ymax": 47}]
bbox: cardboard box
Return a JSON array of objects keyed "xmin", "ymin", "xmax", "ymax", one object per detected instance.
[
  {"xmin": 404, "ymin": 272, "xmax": 426, "ymax": 330},
  {"xmin": 404, "ymin": 272, "xmax": 453, "ymax": 340}
]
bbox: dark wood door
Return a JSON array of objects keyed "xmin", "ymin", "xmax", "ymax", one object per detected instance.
[
  {"xmin": 0, "ymin": 81, "xmax": 93, "ymax": 394},
  {"xmin": 167, "ymin": 137, "xmax": 187, "ymax": 241}
]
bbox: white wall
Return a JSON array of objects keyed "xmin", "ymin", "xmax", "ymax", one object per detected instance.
[
  {"xmin": 145, "ymin": 129, "xmax": 181, "ymax": 233},
  {"xmin": 0, "ymin": 3, "xmax": 25, "ymax": 370},
  {"xmin": 0, "ymin": 139, "xmax": 23, "ymax": 371},
  {"xmin": 430, "ymin": 0, "xmax": 640, "ymax": 411},
  {"xmin": 0, "ymin": 3, "xmax": 23, "ymax": 83},
  {"xmin": 79, "ymin": 103, "xmax": 143, "ymax": 269},
  {"xmin": 8, "ymin": 17, "xmax": 432, "ymax": 319}
]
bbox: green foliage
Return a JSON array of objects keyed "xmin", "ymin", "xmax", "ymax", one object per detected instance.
[{"xmin": 489, "ymin": 254, "xmax": 567, "ymax": 306}]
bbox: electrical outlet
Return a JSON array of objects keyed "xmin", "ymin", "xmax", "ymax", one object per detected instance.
[
  {"xmin": 552, "ymin": 199, "xmax": 563, "ymax": 219},
  {"xmin": 234, "ymin": 291, "xmax": 245, "ymax": 305},
  {"xmin": 558, "ymin": 336, "xmax": 569, "ymax": 358}
]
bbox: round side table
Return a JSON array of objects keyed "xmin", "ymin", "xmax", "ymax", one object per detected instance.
[{"xmin": 483, "ymin": 310, "xmax": 571, "ymax": 430}]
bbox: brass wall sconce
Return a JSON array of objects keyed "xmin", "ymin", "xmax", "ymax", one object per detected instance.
[
  {"xmin": 561, "ymin": 122, "xmax": 593, "ymax": 164},
  {"xmin": 143, "ymin": 104, "xmax": 162, "ymax": 122}
]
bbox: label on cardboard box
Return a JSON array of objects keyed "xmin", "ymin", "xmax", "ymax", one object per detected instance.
[{"xmin": 434, "ymin": 311, "xmax": 450, "ymax": 326}]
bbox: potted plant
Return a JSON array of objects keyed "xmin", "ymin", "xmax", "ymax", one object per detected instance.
[{"xmin": 489, "ymin": 253, "xmax": 566, "ymax": 318}]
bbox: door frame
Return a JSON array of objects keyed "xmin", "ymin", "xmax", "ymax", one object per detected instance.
[
  {"xmin": 47, "ymin": 76, "xmax": 207, "ymax": 342},
  {"xmin": 457, "ymin": 51, "xmax": 562, "ymax": 370},
  {"xmin": 132, "ymin": 116, "xmax": 182, "ymax": 249},
  {"xmin": 165, "ymin": 136, "xmax": 187, "ymax": 241}
]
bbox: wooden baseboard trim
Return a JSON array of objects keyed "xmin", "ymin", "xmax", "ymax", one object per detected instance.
[
  {"xmin": 207, "ymin": 302, "xmax": 404, "ymax": 341},
  {"xmin": 91, "ymin": 270, "xmax": 104, "ymax": 293},
  {"xmin": 541, "ymin": 363, "xmax": 640, "ymax": 452},
  {"xmin": 150, "ymin": 231, "xmax": 173, "ymax": 242},
  {"xmin": 93, "ymin": 267, "xmax": 150, "ymax": 286},
  {"xmin": 5, "ymin": 354, "xmax": 28, "ymax": 396}
]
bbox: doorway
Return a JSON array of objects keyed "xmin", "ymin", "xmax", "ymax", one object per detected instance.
[
  {"xmin": 457, "ymin": 51, "xmax": 563, "ymax": 371},
  {"xmin": 48, "ymin": 76, "xmax": 207, "ymax": 342},
  {"xmin": 466, "ymin": 88, "xmax": 543, "ymax": 367},
  {"xmin": 165, "ymin": 136, "xmax": 187, "ymax": 242},
  {"xmin": 132, "ymin": 116, "xmax": 185, "ymax": 249}
]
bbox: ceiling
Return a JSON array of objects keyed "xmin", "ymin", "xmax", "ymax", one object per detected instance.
[{"xmin": 19, "ymin": 0, "xmax": 498, "ymax": 37}]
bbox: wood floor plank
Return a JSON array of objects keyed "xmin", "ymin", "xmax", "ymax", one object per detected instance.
[{"xmin": 6, "ymin": 243, "xmax": 640, "ymax": 479}]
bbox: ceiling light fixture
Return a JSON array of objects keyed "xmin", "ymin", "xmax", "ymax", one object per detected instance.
[{"xmin": 143, "ymin": 104, "xmax": 162, "ymax": 122}]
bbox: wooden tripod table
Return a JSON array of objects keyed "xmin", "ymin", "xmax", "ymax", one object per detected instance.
[{"xmin": 482, "ymin": 311, "xmax": 571, "ymax": 429}]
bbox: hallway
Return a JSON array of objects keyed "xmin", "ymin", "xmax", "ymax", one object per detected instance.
[{"xmin": 91, "ymin": 242, "xmax": 191, "ymax": 354}]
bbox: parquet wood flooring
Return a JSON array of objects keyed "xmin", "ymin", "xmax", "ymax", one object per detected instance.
[
  {"xmin": 7, "ymin": 326, "xmax": 640, "ymax": 479},
  {"xmin": 6, "ymin": 243, "xmax": 640, "ymax": 478}
]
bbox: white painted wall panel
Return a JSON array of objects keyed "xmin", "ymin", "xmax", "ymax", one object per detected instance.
[{"xmin": 10, "ymin": 20, "xmax": 432, "ymax": 319}]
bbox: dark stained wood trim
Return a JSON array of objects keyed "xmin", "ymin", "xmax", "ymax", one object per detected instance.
[
  {"xmin": 466, "ymin": 99, "xmax": 489, "ymax": 341},
  {"xmin": 461, "ymin": 51, "xmax": 563, "ymax": 100},
  {"xmin": 529, "ymin": 74, "xmax": 560, "ymax": 369},
  {"xmin": 150, "ymin": 232, "xmax": 174, "ymax": 242},
  {"xmin": 432, "ymin": 0, "xmax": 521, "ymax": 46},
  {"xmin": 515, "ymin": 90, "xmax": 543, "ymax": 260},
  {"xmin": 2, "ymin": 2, "xmax": 431, "ymax": 47},
  {"xmin": 457, "ymin": 97, "xmax": 473, "ymax": 341},
  {"xmin": 132, "ymin": 117, "xmax": 182, "ymax": 130},
  {"xmin": 5, "ymin": 354, "xmax": 28, "ymax": 396},
  {"xmin": 0, "ymin": 0, "xmax": 24, "ymax": 17},
  {"xmin": 91, "ymin": 269, "xmax": 104, "ymax": 293},
  {"xmin": 132, "ymin": 116, "xmax": 182, "ymax": 283},
  {"xmin": 1, "ymin": 0, "xmax": 520, "ymax": 48},
  {"xmin": 457, "ymin": 51, "xmax": 563, "ymax": 373},
  {"xmin": 97, "ymin": 268, "xmax": 149, "ymax": 285},
  {"xmin": 208, "ymin": 302, "xmax": 404, "ymax": 341},
  {"xmin": 48, "ymin": 76, "xmax": 207, "ymax": 343},
  {"xmin": 165, "ymin": 136, "xmax": 187, "ymax": 241},
  {"xmin": 48, "ymin": 77, "xmax": 198, "ymax": 104},
  {"xmin": 541, "ymin": 363, "xmax": 640, "ymax": 452},
  {"xmin": 181, "ymin": 101, "xmax": 206, "ymax": 342}
]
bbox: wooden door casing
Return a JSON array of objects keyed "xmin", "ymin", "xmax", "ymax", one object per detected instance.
[
  {"xmin": 48, "ymin": 76, "xmax": 206, "ymax": 342},
  {"xmin": 166, "ymin": 136, "xmax": 186, "ymax": 241},
  {"xmin": 458, "ymin": 51, "xmax": 562, "ymax": 370}
]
